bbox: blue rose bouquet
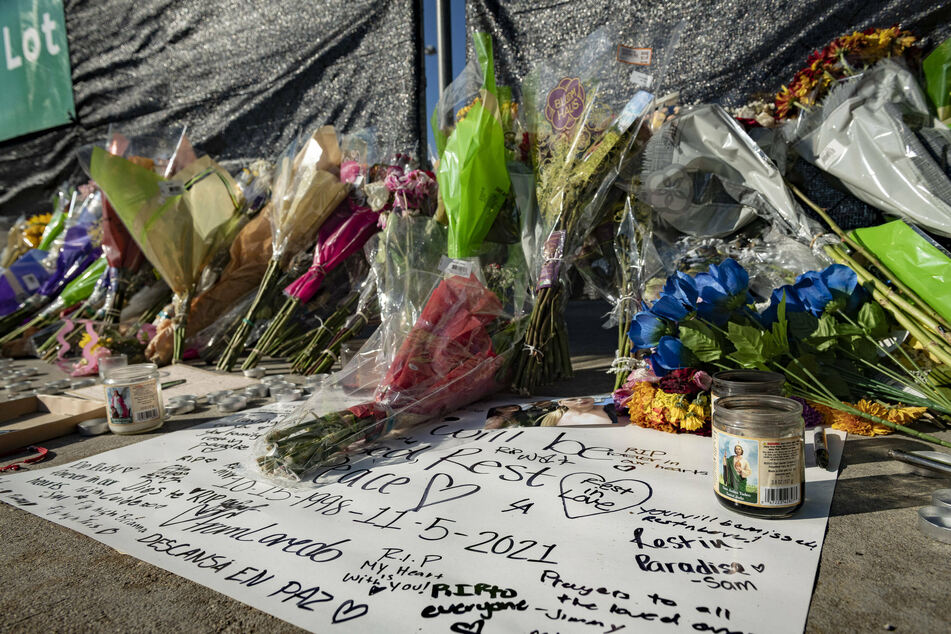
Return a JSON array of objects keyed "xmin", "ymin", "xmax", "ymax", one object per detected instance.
[{"xmin": 617, "ymin": 258, "xmax": 951, "ymax": 447}]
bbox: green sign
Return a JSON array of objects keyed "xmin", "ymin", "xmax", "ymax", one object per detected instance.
[{"xmin": 0, "ymin": 0, "xmax": 74, "ymax": 142}]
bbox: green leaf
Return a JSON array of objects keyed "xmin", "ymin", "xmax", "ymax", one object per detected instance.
[
  {"xmin": 761, "ymin": 331, "xmax": 786, "ymax": 362},
  {"xmin": 788, "ymin": 311, "xmax": 820, "ymax": 341},
  {"xmin": 807, "ymin": 314, "xmax": 838, "ymax": 352},
  {"xmin": 771, "ymin": 295, "xmax": 789, "ymax": 355},
  {"xmin": 834, "ymin": 321, "xmax": 863, "ymax": 337},
  {"xmin": 679, "ymin": 320, "xmax": 724, "ymax": 363},
  {"xmin": 858, "ymin": 301, "xmax": 890, "ymax": 339},
  {"xmin": 727, "ymin": 322, "xmax": 766, "ymax": 368},
  {"xmin": 846, "ymin": 335, "xmax": 878, "ymax": 362}
]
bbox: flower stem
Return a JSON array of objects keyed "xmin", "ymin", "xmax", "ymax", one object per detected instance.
[
  {"xmin": 172, "ymin": 289, "xmax": 194, "ymax": 364},
  {"xmin": 218, "ymin": 258, "xmax": 282, "ymax": 371},
  {"xmin": 791, "ymin": 181, "xmax": 951, "ymax": 333},
  {"xmin": 827, "ymin": 244, "xmax": 951, "ymax": 345},
  {"xmin": 242, "ymin": 296, "xmax": 300, "ymax": 370},
  {"xmin": 780, "ymin": 359, "xmax": 951, "ymax": 449}
]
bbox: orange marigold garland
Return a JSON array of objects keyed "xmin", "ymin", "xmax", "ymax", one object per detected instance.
[{"xmin": 774, "ymin": 26, "xmax": 917, "ymax": 119}]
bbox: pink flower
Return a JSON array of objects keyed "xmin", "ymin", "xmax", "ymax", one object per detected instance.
[{"xmin": 340, "ymin": 161, "xmax": 364, "ymax": 184}]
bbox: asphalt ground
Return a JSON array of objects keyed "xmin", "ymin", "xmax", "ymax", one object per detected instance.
[{"xmin": 1, "ymin": 300, "xmax": 949, "ymax": 632}]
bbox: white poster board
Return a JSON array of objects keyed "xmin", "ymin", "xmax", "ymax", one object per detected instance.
[{"xmin": 0, "ymin": 399, "xmax": 842, "ymax": 633}]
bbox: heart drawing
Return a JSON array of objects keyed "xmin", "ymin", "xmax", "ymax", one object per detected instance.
[
  {"xmin": 404, "ymin": 472, "xmax": 481, "ymax": 513},
  {"xmin": 450, "ymin": 619, "xmax": 485, "ymax": 634},
  {"xmin": 331, "ymin": 599, "xmax": 369, "ymax": 624},
  {"xmin": 558, "ymin": 472, "xmax": 652, "ymax": 519}
]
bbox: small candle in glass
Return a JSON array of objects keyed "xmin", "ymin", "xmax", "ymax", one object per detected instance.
[{"xmin": 99, "ymin": 354, "xmax": 129, "ymax": 381}]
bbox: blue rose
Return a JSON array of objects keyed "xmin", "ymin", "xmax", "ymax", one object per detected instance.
[
  {"xmin": 820, "ymin": 264, "xmax": 868, "ymax": 315},
  {"xmin": 662, "ymin": 271, "xmax": 698, "ymax": 309},
  {"xmin": 650, "ymin": 295, "xmax": 689, "ymax": 322},
  {"xmin": 792, "ymin": 271, "xmax": 834, "ymax": 317},
  {"xmin": 628, "ymin": 311, "xmax": 669, "ymax": 350},
  {"xmin": 694, "ymin": 259, "xmax": 753, "ymax": 325},
  {"xmin": 758, "ymin": 285, "xmax": 805, "ymax": 325},
  {"xmin": 648, "ymin": 336, "xmax": 697, "ymax": 377}
]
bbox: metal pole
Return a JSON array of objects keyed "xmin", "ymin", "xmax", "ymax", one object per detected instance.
[
  {"xmin": 436, "ymin": 0, "xmax": 452, "ymax": 95},
  {"xmin": 414, "ymin": 0, "xmax": 428, "ymax": 163}
]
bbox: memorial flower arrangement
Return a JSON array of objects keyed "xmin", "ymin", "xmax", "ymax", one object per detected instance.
[
  {"xmin": 615, "ymin": 368, "xmax": 713, "ymax": 435},
  {"xmin": 247, "ymin": 151, "xmax": 435, "ymax": 370},
  {"xmin": 217, "ymin": 126, "xmax": 350, "ymax": 370},
  {"xmin": 0, "ymin": 191, "xmax": 103, "ymax": 339},
  {"xmin": 89, "ymin": 147, "xmax": 244, "ymax": 362},
  {"xmin": 242, "ymin": 198, "xmax": 379, "ymax": 369},
  {"xmin": 614, "ymin": 259, "xmax": 950, "ymax": 447},
  {"xmin": 0, "ymin": 256, "xmax": 108, "ymax": 347},
  {"xmin": 256, "ymin": 34, "xmax": 530, "ymax": 479},
  {"xmin": 511, "ymin": 26, "xmax": 675, "ymax": 392},
  {"xmin": 774, "ymin": 26, "xmax": 917, "ymax": 119}
]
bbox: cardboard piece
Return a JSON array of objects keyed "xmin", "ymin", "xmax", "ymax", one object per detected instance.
[{"xmin": 0, "ymin": 395, "xmax": 105, "ymax": 452}]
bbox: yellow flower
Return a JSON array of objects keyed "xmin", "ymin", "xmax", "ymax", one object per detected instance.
[
  {"xmin": 811, "ymin": 400, "xmax": 927, "ymax": 437},
  {"xmin": 854, "ymin": 399, "xmax": 927, "ymax": 425},
  {"xmin": 682, "ymin": 401, "xmax": 710, "ymax": 432},
  {"xmin": 78, "ymin": 332, "xmax": 105, "ymax": 355},
  {"xmin": 456, "ymin": 96, "xmax": 482, "ymax": 123}
]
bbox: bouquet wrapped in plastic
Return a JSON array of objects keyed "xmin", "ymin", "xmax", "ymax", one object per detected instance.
[
  {"xmin": 255, "ymin": 36, "xmax": 530, "ymax": 480},
  {"xmin": 640, "ymin": 104, "xmax": 820, "ymax": 242},
  {"xmin": 0, "ymin": 189, "xmax": 103, "ymax": 338},
  {"xmin": 286, "ymin": 146, "xmax": 439, "ymax": 374},
  {"xmin": 89, "ymin": 145, "xmax": 243, "ymax": 362},
  {"xmin": 0, "ymin": 256, "xmax": 108, "ymax": 348},
  {"xmin": 244, "ymin": 199, "xmax": 379, "ymax": 369},
  {"xmin": 291, "ymin": 212, "xmax": 448, "ymax": 377},
  {"xmin": 146, "ymin": 206, "xmax": 272, "ymax": 364},
  {"xmin": 786, "ymin": 57, "xmax": 951, "ymax": 237},
  {"xmin": 217, "ymin": 126, "xmax": 350, "ymax": 370},
  {"xmin": 96, "ymin": 131, "xmax": 149, "ymax": 327},
  {"xmin": 511, "ymin": 25, "xmax": 681, "ymax": 392}
]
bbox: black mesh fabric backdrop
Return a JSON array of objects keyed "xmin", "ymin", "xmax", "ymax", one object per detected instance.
[
  {"xmin": 466, "ymin": 1, "xmax": 951, "ymax": 105},
  {"xmin": 0, "ymin": 0, "xmax": 424, "ymax": 216}
]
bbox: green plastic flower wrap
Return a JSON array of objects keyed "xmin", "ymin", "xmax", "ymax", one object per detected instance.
[
  {"xmin": 924, "ymin": 35, "xmax": 951, "ymax": 126},
  {"xmin": 57, "ymin": 255, "xmax": 108, "ymax": 307},
  {"xmin": 437, "ymin": 32, "xmax": 511, "ymax": 259},
  {"xmin": 89, "ymin": 147, "xmax": 243, "ymax": 362},
  {"xmin": 0, "ymin": 256, "xmax": 109, "ymax": 348},
  {"xmin": 37, "ymin": 189, "xmax": 69, "ymax": 251},
  {"xmin": 851, "ymin": 220, "xmax": 951, "ymax": 324}
]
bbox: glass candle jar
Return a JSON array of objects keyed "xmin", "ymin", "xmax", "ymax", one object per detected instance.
[
  {"xmin": 98, "ymin": 354, "xmax": 128, "ymax": 381},
  {"xmin": 103, "ymin": 364, "xmax": 165, "ymax": 434},
  {"xmin": 713, "ymin": 395, "xmax": 805, "ymax": 518},
  {"xmin": 711, "ymin": 370, "xmax": 785, "ymax": 414}
]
